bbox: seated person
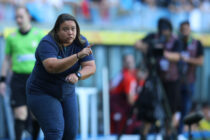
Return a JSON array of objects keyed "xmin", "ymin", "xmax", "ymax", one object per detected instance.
[
  {"xmin": 199, "ymin": 102, "xmax": 210, "ymax": 131},
  {"xmin": 109, "ymin": 54, "xmax": 138, "ymax": 134}
]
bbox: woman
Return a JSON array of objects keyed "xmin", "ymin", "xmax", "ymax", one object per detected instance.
[{"xmin": 26, "ymin": 14, "xmax": 96, "ymax": 140}]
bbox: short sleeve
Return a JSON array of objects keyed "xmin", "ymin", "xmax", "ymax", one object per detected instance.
[
  {"xmin": 79, "ymin": 36, "xmax": 95, "ymax": 63},
  {"xmin": 196, "ymin": 41, "xmax": 204, "ymax": 57},
  {"xmin": 81, "ymin": 35, "xmax": 89, "ymax": 47},
  {"xmin": 79, "ymin": 54, "xmax": 95, "ymax": 63},
  {"xmin": 123, "ymin": 76, "xmax": 136, "ymax": 95},
  {"xmin": 5, "ymin": 36, "xmax": 12, "ymax": 55},
  {"xmin": 37, "ymin": 40, "xmax": 58, "ymax": 61}
]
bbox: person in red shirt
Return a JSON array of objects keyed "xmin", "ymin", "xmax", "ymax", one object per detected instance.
[{"xmin": 110, "ymin": 54, "xmax": 138, "ymax": 134}]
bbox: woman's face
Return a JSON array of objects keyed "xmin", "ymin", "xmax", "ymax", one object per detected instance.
[{"xmin": 57, "ymin": 20, "xmax": 77, "ymax": 45}]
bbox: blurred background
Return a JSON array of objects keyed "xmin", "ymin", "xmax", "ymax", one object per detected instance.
[{"xmin": 0, "ymin": 0, "xmax": 210, "ymax": 140}]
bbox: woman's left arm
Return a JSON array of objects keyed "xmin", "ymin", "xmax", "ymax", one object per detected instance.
[
  {"xmin": 79, "ymin": 60, "xmax": 96, "ymax": 80},
  {"xmin": 65, "ymin": 60, "xmax": 96, "ymax": 84}
]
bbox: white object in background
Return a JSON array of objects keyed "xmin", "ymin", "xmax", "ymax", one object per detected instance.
[
  {"xmin": 102, "ymin": 67, "xmax": 110, "ymax": 136},
  {"xmin": 189, "ymin": 8, "xmax": 202, "ymax": 32},
  {"xmin": 76, "ymin": 87, "xmax": 98, "ymax": 140},
  {"xmin": 178, "ymin": 135, "xmax": 188, "ymax": 140}
]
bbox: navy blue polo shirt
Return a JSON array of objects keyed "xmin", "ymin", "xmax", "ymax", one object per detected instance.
[{"xmin": 26, "ymin": 34, "xmax": 94, "ymax": 99}]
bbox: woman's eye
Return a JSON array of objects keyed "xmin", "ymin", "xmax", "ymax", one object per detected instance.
[{"xmin": 63, "ymin": 28, "xmax": 69, "ymax": 32}]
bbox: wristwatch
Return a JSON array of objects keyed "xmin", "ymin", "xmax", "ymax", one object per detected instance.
[{"xmin": 75, "ymin": 72, "xmax": 82, "ymax": 80}]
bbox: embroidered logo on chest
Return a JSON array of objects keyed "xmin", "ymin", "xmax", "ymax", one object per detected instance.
[{"xmin": 32, "ymin": 41, "xmax": 38, "ymax": 48}]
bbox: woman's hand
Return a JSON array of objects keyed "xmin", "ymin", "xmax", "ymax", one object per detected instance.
[
  {"xmin": 77, "ymin": 44, "xmax": 93, "ymax": 59},
  {"xmin": 65, "ymin": 73, "xmax": 79, "ymax": 84}
]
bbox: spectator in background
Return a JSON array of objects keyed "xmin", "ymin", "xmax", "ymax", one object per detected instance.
[
  {"xmin": 199, "ymin": 102, "xmax": 210, "ymax": 131},
  {"xmin": 0, "ymin": 6, "xmax": 44, "ymax": 140},
  {"xmin": 169, "ymin": 0, "xmax": 193, "ymax": 13},
  {"xmin": 169, "ymin": 0, "xmax": 192, "ymax": 29},
  {"xmin": 142, "ymin": 0, "xmax": 157, "ymax": 8},
  {"xmin": 156, "ymin": 0, "xmax": 171, "ymax": 8},
  {"xmin": 110, "ymin": 54, "xmax": 138, "ymax": 134},
  {"xmin": 200, "ymin": 0, "xmax": 210, "ymax": 12},
  {"xmin": 178, "ymin": 21, "xmax": 204, "ymax": 133},
  {"xmin": 135, "ymin": 18, "xmax": 182, "ymax": 139},
  {"xmin": 0, "ymin": 0, "xmax": 16, "ymax": 21}
]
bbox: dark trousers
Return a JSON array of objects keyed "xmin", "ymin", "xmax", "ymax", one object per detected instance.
[
  {"xmin": 162, "ymin": 80, "xmax": 181, "ymax": 114},
  {"xmin": 26, "ymin": 91, "xmax": 78, "ymax": 140},
  {"xmin": 179, "ymin": 82, "xmax": 195, "ymax": 133}
]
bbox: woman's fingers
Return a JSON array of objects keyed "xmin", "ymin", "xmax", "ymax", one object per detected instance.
[
  {"xmin": 82, "ymin": 48, "xmax": 92, "ymax": 56},
  {"xmin": 89, "ymin": 50, "xmax": 93, "ymax": 54},
  {"xmin": 65, "ymin": 76, "xmax": 70, "ymax": 82},
  {"xmin": 65, "ymin": 74, "xmax": 79, "ymax": 84},
  {"xmin": 87, "ymin": 44, "xmax": 94, "ymax": 48},
  {"xmin": 87, "ymin": 44, "xmax": 94, "ymax": 54},
  {"xmin": 79, "ymin": 45, "xmax": 94, "ymax": 59}
]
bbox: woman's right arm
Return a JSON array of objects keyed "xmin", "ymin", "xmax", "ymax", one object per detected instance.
[{"xmin": 42, "ymin": 46, "xmax": 92, "ymax": 74}]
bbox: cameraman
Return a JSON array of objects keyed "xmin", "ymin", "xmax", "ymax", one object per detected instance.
[
  {"xmin": 135, "ymin": 18, "xmax": 181, "ymax": 139},
  {"xmin": 178, "ymin": 21, "xmax": 204, "ymax": 133}
]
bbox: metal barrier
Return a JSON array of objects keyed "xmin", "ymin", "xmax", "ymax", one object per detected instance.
[{"xmin": 1, "ymin": 88, "xmax": 15, "ymax": 140}]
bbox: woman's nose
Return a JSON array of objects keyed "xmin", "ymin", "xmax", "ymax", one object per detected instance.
[{"xmin": 68, "ymin": 30, "xmax": 73, "ymax": 35}]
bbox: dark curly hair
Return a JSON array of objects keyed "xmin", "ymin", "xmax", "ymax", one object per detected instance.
[{"xmin": 49, "ymin": 13, "xmax": 86, "ymax": 48}]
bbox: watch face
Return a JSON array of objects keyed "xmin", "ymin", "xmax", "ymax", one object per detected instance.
[
  {"xmin": 77, "ymin": 72, "xmax": 81, "ymax": 77},
  {"xmin": 76, "ymin": 72, "xmax": 81, "ymax": 79}
]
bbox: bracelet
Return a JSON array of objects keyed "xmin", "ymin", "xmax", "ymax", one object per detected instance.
[
  {"xmin": 0, "ymin": 76, "xmax": 6, "ymax": 83},
  {"xmin": 76, "ymin": 53, "xmax": 80, "ymax": 60}
]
